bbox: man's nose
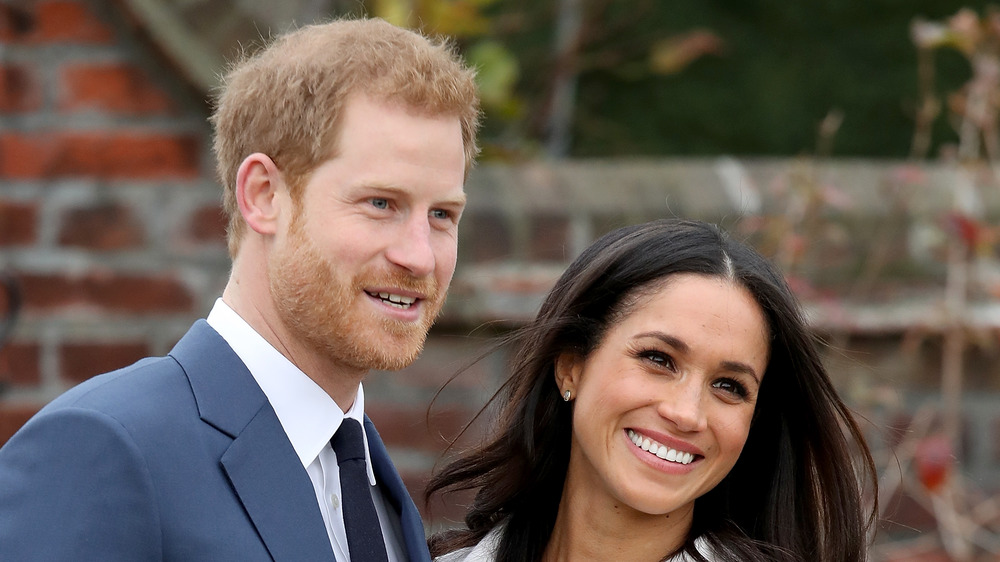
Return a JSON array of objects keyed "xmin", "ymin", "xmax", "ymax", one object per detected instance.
[{"xmin": 384, "ymin": 215, "xmax": 435, "ymax": 278}]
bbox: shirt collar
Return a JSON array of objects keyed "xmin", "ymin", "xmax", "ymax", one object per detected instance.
[{"xmin": 206, "ymin": 298, "xmax": 377, "ymax": 484}]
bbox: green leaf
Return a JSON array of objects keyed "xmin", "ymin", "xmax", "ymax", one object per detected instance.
[{"xmin": 467, "ymin": 39, "xmax": 520, "ymax": 110}]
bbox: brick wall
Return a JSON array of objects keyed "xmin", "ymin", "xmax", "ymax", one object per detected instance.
[
  {"xmin": 2, "ymin": 0, "xmax": 1000, "ymax": 548},
  {"xmin": 0, "ymin": 0, "xmax": 504, "ymax": 529},
  {"xmin": 0, "ymin": 0, "xmax": 225, "ymax": 426}
]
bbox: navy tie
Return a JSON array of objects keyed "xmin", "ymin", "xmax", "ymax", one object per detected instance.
[{"xmin": 331, "ymin": 419, "xmax": 389, "ymax": 562}]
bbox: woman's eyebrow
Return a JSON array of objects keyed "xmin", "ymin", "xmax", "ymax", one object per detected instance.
[
  {"xmin": 634, "ymin": 331, "xmax": 761, "ymax": 383},
  {"xmin": 719, "ymin": 361, "xmax": 761, "ymax": 384},
  {"xmin": 634, "ymin": 331, "xmax": 689, "ymax": 353}
]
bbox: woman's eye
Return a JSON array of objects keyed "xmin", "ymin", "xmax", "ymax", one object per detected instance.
[
  {"xmin": 370, "ymin": 198, "xmax": 389, "ymax": 209},
  {"xmin": 713, "ymin": 378, "xmax": 748, "ymax": 399},
  {"xmin": 641, "ymin": 350, "xmax": 675, "ymax": 370}
]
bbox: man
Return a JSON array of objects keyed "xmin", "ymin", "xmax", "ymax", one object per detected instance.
[{"xmin": 0, "ymin": 18, "xmax": 480, "ymax": 561}]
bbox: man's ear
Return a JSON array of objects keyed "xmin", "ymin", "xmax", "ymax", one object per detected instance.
[
  {"xmin": 554, "ymin": 352, "xmax": 583, "ymax": 396},
  {"xmin": 235, "ymin": 153, "xmax": 285, "ymax": 235}
]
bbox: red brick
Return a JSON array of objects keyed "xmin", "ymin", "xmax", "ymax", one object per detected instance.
[
  {"xmin": 0, "ymin": 404, "xmax": 40, "ymax": 446},
  {"xmin": 367, "ymin": 404, "xmax": 480, "ymax": 452},
  {"xmin": 0, "ymin": 132, "xmax": 201, "ymax": 179},
  {"xmin": 0, "ymin": 276, "xmax": 17, "ymax": 320},
  {"xmin": 879, "ymin": 487, "xmax": 937, "ymax": 534},
  {"xmin": 383, "ymin": 334, "xmax": 495, "ymax": 391},
  {"xmin": 58, "ymin": 202, "xmax": 145, "ymax": 249},
  {"xmin": 0, "ymin": 5, "xmax": 33, "ymax": 42},
  {"xmin": 398, "ymin": 466, "xmax": 477, "ymax": 523},
  {"xmin": 398, "ymin": 469, "xmax": 431, "ymax": 517},
  {"xmin": 459, "ymin": 211, "xmax": 511, "ymax": 263},
  {"xmin": 18, "ymin": 271, "xmax": 194, "ymax": 313},
  {"xmin": 0, "ymin": 342, "xmax": 41, "ymax": 387},
  {"xmin": 60, "ymin": 341, "xmax": 149, "ymax": 383},
  {"xmin": 188, "ymin": 204, "xmax": 227, "ymax": 243},
  {"xmin": 0, "ymin": 64, "xmax": 42, "ymax": 112},
  {"xmin": 27, "ymin": 1, "xmax": 112, "ymax": 44},
  {"xmin": 416, "ymin": 469, "xmax": 475, "ymax": 524},
  {"xmin": 0, "ymin": 200, "xmax": 38, "ymax": 245},
  {"xmin": 528, "ymin": 214, "xmax": 569, "ymax": 261},
  {"xmin": 60, "ymin": 63, "xmax": 174, "ymax": 114}
]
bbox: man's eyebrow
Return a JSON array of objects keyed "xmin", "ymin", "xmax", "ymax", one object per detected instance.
[
  {"xmin": 359, "ymin": 185, "xmax": 467, "ymax": 206},
  {"xmin": 439, "ymin": 191, "xmax": 467, "ymax": 207}
]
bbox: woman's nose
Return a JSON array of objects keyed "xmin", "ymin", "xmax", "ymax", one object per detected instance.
[{"xmin": 656, "ymin": 378, "xmax": 708, "ymax": 433}]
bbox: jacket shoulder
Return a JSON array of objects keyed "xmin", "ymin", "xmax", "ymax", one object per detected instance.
[{"xmin": 41, "ymin": 354, "xmax": 191, "ymax": 422}]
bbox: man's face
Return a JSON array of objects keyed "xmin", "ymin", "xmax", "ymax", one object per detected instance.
[{"xmin": 268, "ymin": 94, "xmax": 467, "ymax": 372}]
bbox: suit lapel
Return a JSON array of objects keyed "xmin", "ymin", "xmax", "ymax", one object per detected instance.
[
  {"xmin": 365, "ymin": 417, "xmax": 432, "ymax": 562},
  {"xmin": 171, "ymin": 321, "xmax": 333, "ymax": 561},
  {"xmin": 222, "ymin": 408, "xmax": 333, "ymax": 561}
]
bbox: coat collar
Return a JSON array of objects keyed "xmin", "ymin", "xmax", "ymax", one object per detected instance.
[
  {"xmin": 170, "ymin": 321, "xmax": 432, "ymax": 562},
  {"xmin": 170, "ymin": 320, "xmax": 267, "ymax": 438},
  {"xmin": 170, "ymin": 320, "xmax": 334, "ymax": 561}
]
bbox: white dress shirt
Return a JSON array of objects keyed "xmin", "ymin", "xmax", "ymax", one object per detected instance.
[{"xmin": 207, "ymin": 299, "xmax": 405, "ymax": 561}]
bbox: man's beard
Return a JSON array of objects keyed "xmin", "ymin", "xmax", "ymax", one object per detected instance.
[{"xmin": 268, "ymin": 222, "xmax": 443, "ymax": 372}]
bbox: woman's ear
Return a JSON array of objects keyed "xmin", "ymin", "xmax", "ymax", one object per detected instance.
[
  {"xmin": 554, "ymin": 352, "xmax": 584, "ymax": 398},
  {"xmin": 235, "ymin": 153, "xmax": 285, "ymax": 235}
]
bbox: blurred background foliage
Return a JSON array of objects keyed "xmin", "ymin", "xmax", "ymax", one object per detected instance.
[{"xmin": 353, "ymin": 0, "xmax": 1000, "ymax": 161}]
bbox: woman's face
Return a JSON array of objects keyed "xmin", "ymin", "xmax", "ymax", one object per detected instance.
[{"xmin": 556, "ymin": 273, "xmax": 770, "ymax": 522}]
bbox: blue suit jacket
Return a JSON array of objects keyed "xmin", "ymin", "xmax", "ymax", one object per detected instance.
[{"xmin": 0, "ymin": 320, "xmax": 431, "ymax": 561}]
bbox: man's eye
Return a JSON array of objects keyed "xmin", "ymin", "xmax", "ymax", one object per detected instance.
[
  {"xmin": 370, "ymin": 198, "xmax": 389, "ymax": 209},
  {"xmin": 430, "ymin": 209, "xmax": 451, "ymax": 220}
]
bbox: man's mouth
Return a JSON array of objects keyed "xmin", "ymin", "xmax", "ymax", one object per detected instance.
[
  {"xmin": 365, "ymin": 291, "xmax": 418, "ymax": 309},
  {"xmin": 627, "ymin": 429, "xmax": 698, "ymax": 465}
]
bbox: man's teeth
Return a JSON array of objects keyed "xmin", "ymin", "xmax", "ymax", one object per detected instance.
[
  {"xmin": 627, "ymin": 429, "xmax": 695, "ymax": 465},
  {"xmin": 374, "ymin": 292, "xmax": 416, "ymax": 309}
]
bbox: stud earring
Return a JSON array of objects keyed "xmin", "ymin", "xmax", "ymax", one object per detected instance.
[{"xmin": 563, "ymin": 389, "xmax": 572, "ymax": 402}]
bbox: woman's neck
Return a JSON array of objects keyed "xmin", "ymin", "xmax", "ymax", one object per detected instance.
[{"xmin": 541, "ymin": 490, "xmax": 693, "ymax": 562}]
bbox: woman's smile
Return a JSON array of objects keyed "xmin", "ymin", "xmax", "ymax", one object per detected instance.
[{"xmin": 626, "ymin": 429, "xmax": 699, "ymax": 465}]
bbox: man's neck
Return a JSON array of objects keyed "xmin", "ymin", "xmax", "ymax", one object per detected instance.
[{"xmin": 221, "ymin": 277, "xmax": 366, "ymax": 411}]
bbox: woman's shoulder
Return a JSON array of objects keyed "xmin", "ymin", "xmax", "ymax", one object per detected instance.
[
  {"xmin": 433, "ymin": 526, "xmax": 503, "ymax": 562},
  {"xmin": 434, "ymin": 529, "xmax": 713, "ymax": 562}
]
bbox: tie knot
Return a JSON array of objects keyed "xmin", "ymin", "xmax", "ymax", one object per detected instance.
[{"xmin": 331, "ymin": 418, "xmax": 366, "ymax": 464}]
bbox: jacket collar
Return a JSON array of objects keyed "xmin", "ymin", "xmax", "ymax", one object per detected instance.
[{"xmin": 170, "ymin": 320, "xmax": 335, "ymax": 561}]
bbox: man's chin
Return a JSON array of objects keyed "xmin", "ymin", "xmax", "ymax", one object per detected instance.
[
  {"xmin": 353, "ymin": 347, "xmax": 422, "ymax": 372},
  {"xmin": 369, "ymin": 333, "xmax": 428, "ymax": 371},
  {"xmin": 325, "ymin": 324, "xmax": 429, "ymax": 372}
]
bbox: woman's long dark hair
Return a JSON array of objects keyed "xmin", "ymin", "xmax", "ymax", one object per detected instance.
[{"xmin": 426, "ymin": 219, "xmax": 877, "ymax": 562}]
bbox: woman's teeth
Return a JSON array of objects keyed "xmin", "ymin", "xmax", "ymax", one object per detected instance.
[{"xmin": 627, "ymin": 429, "xmax": 695, "ymax": 465}]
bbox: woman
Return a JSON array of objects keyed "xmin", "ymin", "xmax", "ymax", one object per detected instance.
[{"xmin": 426, "ymin": 219, "xmax": 877, "ymax": 562}]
